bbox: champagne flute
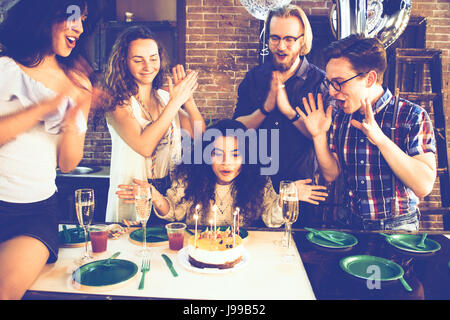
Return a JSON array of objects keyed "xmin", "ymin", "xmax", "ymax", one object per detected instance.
[
  {"xmin": 274, "ymin": 181, "xmax": 293, "ymax": 247},
  {"xmin": 134, "ymin": 185, "xmax": 152, "ymax": 257},
  {"xmin": 75, "ymin": 188, "xmax": 95, "ymax": 265},
  {"xmin": 280, "ymin": 181, "xmax": 299, "ymax": 262}
]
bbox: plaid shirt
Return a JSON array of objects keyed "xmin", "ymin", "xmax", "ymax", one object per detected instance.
[{"xmin": 329, "ymin": 89, "xmax": 436, "ymax": 220}]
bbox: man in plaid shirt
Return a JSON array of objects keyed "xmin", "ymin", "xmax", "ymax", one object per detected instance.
[{"xmin": 297, "ymin": 35, "xmax": 436, "ymax": 231}]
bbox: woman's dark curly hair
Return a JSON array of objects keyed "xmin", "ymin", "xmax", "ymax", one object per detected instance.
[
  {"xmin": 173, "ymin": 119, "xmax": 269, "ymax": 226},
  {"xmin": 0, "ymin": 0, "xmax": 98, "ymax": 87},
  {"xmin": 101, "ymin": 26, "xmax": 169, "ymax": 112}
]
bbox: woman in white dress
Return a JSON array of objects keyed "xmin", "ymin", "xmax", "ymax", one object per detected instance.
[
  {"xmin": 102, "ymin": 26, "xmax": 205, "ymax": 224},
  {"xmin": 0, "ymin": 0, "xmax": 94, "ymax": 299}
]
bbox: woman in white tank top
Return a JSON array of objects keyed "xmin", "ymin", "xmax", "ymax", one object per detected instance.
[{"xmin": 101, "ymin": 26, "xmax": 205, "ymax": 224}]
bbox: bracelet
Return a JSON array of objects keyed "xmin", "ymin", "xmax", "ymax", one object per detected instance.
[
  {"xmin": 290, "ymin": 111, "xmax": 301, "ymax": 122},
  {"xmin": 259, "ymin": 105, "xmax": 270, "ymax": 116}
]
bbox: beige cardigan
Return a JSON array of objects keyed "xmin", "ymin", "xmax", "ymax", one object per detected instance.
[{"xmin": 154, "ymin": 177, "xmax": 284, "ymax": 228}]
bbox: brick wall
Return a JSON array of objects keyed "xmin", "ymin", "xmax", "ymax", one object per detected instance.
[
  {"xmin": 82, "ymin": 0, "xmax": 450, "ymax": 227},
  {"xmin": 185, "ymin": 0, "xmax": 260, "ymax": 120},
  {"xmin": 410, "ymin": 0, "xmax": 450, "ymax": 229}
]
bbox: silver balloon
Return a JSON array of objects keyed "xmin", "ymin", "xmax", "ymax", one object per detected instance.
[
  {"xmin": 330, "ymin": 0, "xmax": 412, "ymax": 48},
  {"xmin": 240, "ymin": 0, "xmax": 292, "ymax": 63},
  {"xmin": 0, "ymin": 0, "xmax": 20, "ymax": 23},
  {"xmin": 240, "ymin": 0, "xmax": 292, "ymax": 21}
]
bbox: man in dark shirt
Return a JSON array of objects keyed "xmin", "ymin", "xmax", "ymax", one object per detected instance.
[{"xmin": 233, "ymin": 4, "xmax": 331, "ymax": 224}]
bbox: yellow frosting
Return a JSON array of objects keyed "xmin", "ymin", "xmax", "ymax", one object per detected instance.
[{"xmin": 189, "ymin": 230, "xmax": 243, "ymax": 251}]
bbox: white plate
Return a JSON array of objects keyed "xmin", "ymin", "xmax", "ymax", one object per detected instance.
[{"xmin": 177, "ymin": 247, "xmax": 249, "ymax": 274}]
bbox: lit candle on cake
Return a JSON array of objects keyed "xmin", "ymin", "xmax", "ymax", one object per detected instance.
[
  {"xmin": 233, "ymin": 209, "xmax": 237, "ymax": 247},
  {"xmin": 194, "ymin": 204, "xmax": 200, "ymax": 247},
  {"xmin": 213, "ymin": 204, "xmax": 218, "ymax": 239},
  {"xmin": 209, "ymin": 219, "xmax": 213, "ymax": 237},
  {"xmin": 236, "ymin": 207, "xmax": 240, "ymax": 235},
  {"xmin": 209, "ymin": 219, "xmax": 213, "ymax": 249}
]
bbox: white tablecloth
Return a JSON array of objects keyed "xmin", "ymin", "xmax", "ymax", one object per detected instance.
[{"xmin": 28, "ymin": 228, "xmax": 316, "ymax": 300}]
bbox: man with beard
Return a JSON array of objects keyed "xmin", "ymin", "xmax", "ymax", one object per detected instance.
[{"xmin": 233, "ymin": 4, "xmax": 332, "ymax": 225}]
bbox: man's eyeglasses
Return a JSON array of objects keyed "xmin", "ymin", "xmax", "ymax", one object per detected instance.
[
  {"xmin": 269, "ymin": 34, "xmax": 304, "ymax": 47},
  {"xmin": 323, "ymin": 72, "xmax": 368, "ymax": 92}
]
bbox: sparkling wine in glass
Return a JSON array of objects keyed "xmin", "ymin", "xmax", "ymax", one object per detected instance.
[
  {"xmin": 280, "ymin": 182, "xmax": 299, "ymax": 262},
  {"xmin": 75, "ymin": 188, "xmax": 94, "ymax": 265},
  {"xmin": 134, "ymin": 185, "xmax": 152, "ymax": 257},
  {"xmin": 274, "ymin": 181, "xmax": 294, "ymax": 247}
]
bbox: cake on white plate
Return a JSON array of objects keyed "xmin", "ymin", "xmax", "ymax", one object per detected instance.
[{"xmin": 187, "ymin": 227, "xmax": 244, "ymax": 269}]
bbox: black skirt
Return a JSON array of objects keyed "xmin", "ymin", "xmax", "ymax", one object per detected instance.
[{"xmin": 0, "ymin": 193, "xmax": 59, "ymax": 263}]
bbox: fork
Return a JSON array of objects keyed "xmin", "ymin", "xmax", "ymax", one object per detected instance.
[{"xmin": 138, "ymin": 258, "xmax": 151, "ymax": 290}]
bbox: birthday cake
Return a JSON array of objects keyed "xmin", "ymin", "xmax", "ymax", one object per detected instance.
[{"xmin": 187, "ymin": 228, "xmax": 244, "ymax": 269}]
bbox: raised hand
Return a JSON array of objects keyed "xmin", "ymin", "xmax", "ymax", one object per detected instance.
[
  {"xmin": 294, "ymin": 179, "xmax": 328, "ymax": 205},
  {"xmin": 63, "ymin": 88, "xmax": 91, "ymax": 120},
  {"xmin": 350, "ymin": 98, "xmax": 385, "ymax": 145},
  {"xmin": 275, "ymin": 71, "xmax": 295, "ymax": 116},
  {"xmin": 172, "ymin": 65, "xmax": 187, "ymax": 84},
  {"xmin": 39, "ymin": 93, "xmax": 68, "ymax": 117},
  {"xmin": 168, "ymin": 68, "xmax": 198, "ymax": 109},
  {"xmin": 296, "ymin": 93, "xmax": 333, "ymax": 138},
  {"xmin": 262, "ymin": 71, "xmax": 283, "ymax": 113}
]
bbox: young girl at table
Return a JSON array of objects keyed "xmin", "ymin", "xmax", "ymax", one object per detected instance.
[
  {"xmin": 101, "ymin": 26, "xmax": 205, "ymax": 224},
  {"xmin": 118, "ymin": 119, "xmax": 329, "ymax": 227},
  {"xmin": 0, "ymin": 0, "xmax": 95, "ymax": 299}
]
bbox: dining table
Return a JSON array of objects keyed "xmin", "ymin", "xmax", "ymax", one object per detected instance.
[
  {"xmin": 23, "ymin": 224, "xmax": 450, "ymax": 301},
  {"xmin": 23, "ymin": 224, "xmax": 316, "ymax": 300},
  {"xmin": 292, "ymin": 228, "xmax": 450, "ymax": 300}
]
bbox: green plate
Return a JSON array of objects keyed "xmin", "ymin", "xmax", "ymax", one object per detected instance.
[
  {"xmin": 385, "ymin": 234, "xmax": 441, "ymax": 253},
  {"xmin": 129, "ymin": 227, "xmax": 169, "ymax": 244},
  {"xmin": 340, "ymin": 255, "xmax": 404, "ymax": 281},
  {"xmin": 58, "ymin": 226, "xmax": 89, "ymax": 246},
  {"xmin": 72, "ymin": 259, "xmax": 138, "ymax": 287},
  {"xmin": 201, "ymin": 226, "xmax": 248, "ymax": 240},
  {"xmin": 306, "ymin": 230, "xmax": 358, "ymax": 249}
]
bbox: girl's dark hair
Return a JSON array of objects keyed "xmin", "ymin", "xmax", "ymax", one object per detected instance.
[
  {"xmin": 0, "ymin": 0, "xmax": 98, "ymax": 87},
  {"xmin": 101, "ymin": 26, "xmax": 169, "ymax": 112},
  {"xmin": 174, "ymin": 119, "xmax": 268, "ymax": 226},
  {"xmin": 323, "ymin": 34, "xmax": 387, "ymax": 84}
]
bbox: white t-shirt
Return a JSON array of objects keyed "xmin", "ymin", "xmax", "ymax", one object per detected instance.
[{"xmin": 0, "ymin": 57, "xmax": 71, "ymax": 203}]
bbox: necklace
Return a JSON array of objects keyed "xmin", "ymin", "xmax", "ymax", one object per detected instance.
[
  {"xmin": 214, "ymin": 184, "xmax": 232, "ymax": 215},
  {"xmin": 136, "ymin": 91, "xmax": 159, "ymax": 122}
]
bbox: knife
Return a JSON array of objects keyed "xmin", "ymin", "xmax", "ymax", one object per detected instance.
[
  {"xmin": 161, "ymin": 254, "xmax": 178, "ymax": 277},
  {"xmin": 305, "ymin": 227, "xmax": 346, "ymax": 245},
  {"xmin": 104, "ymin": 251, "xmax": 121, "ymax": 266},
  {"xmin": 62, "ymin": 225, "xmax": 71, "ymax": 243},
  {"xmin": 380, "ymin": 233, "xmax": 424, "ymax": 250}
]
